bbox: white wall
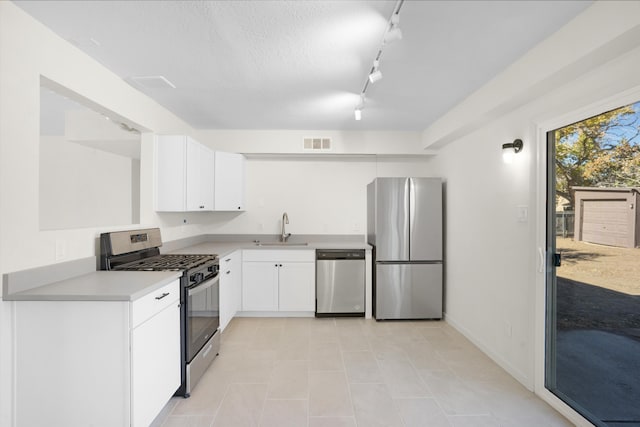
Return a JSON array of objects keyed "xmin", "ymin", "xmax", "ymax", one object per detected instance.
[
  {"xmin": 0, "ymin": 2, "xmax": 194, "ymax": 275},
  {"xmin": 425, "ymin": 1, "xmax": 640, "ymax": 409},
  {"xmin": 196, "ymin": 129, "xmax": 429, "ymax": 155},
  {"xmin": 189, "ymin": 157, "xmax": 434, "ymax": 236},
  {"xmin": 39, "ymin": 136, "xmax": 134, "ymax": 230},
  {"xmin": 0, "ymin": 4, "xmax": 194, "ymax": 426}
]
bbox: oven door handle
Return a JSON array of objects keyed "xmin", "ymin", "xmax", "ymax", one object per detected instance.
[{"xmin": 186, "ymin": 274, "xmax": 219, "ymax": 296}]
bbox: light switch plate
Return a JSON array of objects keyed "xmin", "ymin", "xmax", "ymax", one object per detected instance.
[{"xmin": 516, "ymin": 205, "xmax": 528, "ymax": 223}]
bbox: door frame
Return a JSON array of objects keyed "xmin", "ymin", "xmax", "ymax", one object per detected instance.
[{"xmin": 533, "ymin": 84, "xmax": 640, "ymax": 426}]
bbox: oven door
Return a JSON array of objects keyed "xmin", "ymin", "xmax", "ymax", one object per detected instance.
[{"xmin": 186, "ymin": 274, "xmax": 219, "ymax": 362}]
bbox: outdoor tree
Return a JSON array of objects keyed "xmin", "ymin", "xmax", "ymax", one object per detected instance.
[{"xmin": 555, "ymin": 103, "xmax": 640, "ymax": 207}]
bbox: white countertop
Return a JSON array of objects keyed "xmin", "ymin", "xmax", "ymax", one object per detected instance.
[
  {"xmin": 5, "ymin": 270, "xmax": 182, "ymax": 302},
  {"xmin": 3, "ymin": 235, "xmax": 370, "ymax": 302},
  {"xmin": 169, "ymin": 240, "xmax": 371, "ymax": 257}
]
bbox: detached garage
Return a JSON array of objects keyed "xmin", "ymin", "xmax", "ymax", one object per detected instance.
[{"xmin": 573, "ymin": 187, "xmax": 640, "ymax": 248}]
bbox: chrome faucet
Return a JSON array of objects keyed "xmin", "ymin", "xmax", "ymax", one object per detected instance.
[{"xmin": 281, "ymin": 212, "xmax": 291, "ymax": 242}]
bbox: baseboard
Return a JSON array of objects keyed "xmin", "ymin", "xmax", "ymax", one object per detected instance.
[
  {"xmin": 235, "ymin": 311, "xmax": 315, "ymax": 318},
  {"xmin": 444, "ymin": 311, "xmax": 534, "ymax": 390}
]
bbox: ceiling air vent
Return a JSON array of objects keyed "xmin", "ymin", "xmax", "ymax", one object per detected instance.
[{"xmin": 303, "ymin": 137, "xmax": 331, "ymax": 151}]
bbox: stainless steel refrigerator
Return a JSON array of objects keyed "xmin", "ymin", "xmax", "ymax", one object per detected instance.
[{"xmin": 367, "ymin": 177, "xmax": 443, "ymax": 320}]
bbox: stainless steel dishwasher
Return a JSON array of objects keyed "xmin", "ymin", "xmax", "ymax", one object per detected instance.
[{"xmin": 316, "ymin": 249, "xmax": 365, "ymax": 317}]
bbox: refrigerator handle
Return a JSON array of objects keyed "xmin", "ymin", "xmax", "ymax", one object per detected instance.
[{"xmin": 408, "ymin": 178, "xmax": 414, "ymax": 256}]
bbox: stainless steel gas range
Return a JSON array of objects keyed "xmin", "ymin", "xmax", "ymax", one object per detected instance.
[{"xmin": 100, "ymin": 228, "xmax": 220, "ymax": 397}]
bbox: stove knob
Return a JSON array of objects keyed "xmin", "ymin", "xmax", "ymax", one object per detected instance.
[{"xmin": 191, "ymin": 272, "xmax": 204, "ymax": 283}]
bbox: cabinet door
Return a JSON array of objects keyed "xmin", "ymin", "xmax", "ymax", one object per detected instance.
[
  {"xmin": 219, "ymin": 265, "xmax": 233, "ymax": 332},
  {"xmin": 186, "ymin": 138, "xmax": 213, "ymax": 211},
  {"xmin": 231, "ymin": 252, "xmax": 243, "ymax": 314},
  {"xmin": 278, "ymin": 262, "xmax": 315, "ymax": 311},
  {"xmin": 222, "ymin": 250, "xmax": 242, "ymax": 317},
  {"xmin": 200, "ymin": 145, "xmax": 215, "ymax": 210},
  {"xmin": 242, "ymin": 261, "xmax": 278, "ymax": 311},
  {"xmin": 131, "ymin": 301, "xmax": 181, "ymax": 427},
  {"xmin": 156, "ymin": 135, "xmax": 186, "ymax": 211},
  {"xmin": 214, "ymin": 151, "xmax": 245, "ymax": 211}
]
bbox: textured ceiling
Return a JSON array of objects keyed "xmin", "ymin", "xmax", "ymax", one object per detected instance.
[{"xmin": 16, "ymin": 0, "xmax": 592, "ymax": 131}]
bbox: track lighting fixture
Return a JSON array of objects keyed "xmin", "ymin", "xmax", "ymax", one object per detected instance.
[
  {"xmin": 384, "ymin": 14, "xmax": 402, "ymax": 44},
  {"xmin": 368, "ymin": 60, "xmax": 383, "ymax": 84},
  {"xmin": 355, "ymin": 95, "xmax": 364, "ymax": 120},
  {"xmin": 384, "ymin": 26, "xmax": 402, "ymax": 44},
  {"xmin": 353, "ymin": 0, "xmax": 404, "ymax": 121}
]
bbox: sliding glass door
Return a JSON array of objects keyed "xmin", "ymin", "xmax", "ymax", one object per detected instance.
[{"xmin": 546, "ymin": 101, "xmax": 640, "ymax": 426}]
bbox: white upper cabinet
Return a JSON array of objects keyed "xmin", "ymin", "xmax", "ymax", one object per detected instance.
[
  {"xmin": 214, "ymin": 151, "xmax": 245, "ymax": 211},
  {"xmin": 186, "ymin": 139, "xmax": 214, "ymax": 211},
  {"xmin": 156, "ymin": 135, "xmax": 214, "ymax": 212}
]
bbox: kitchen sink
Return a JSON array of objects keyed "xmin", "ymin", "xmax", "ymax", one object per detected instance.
[{"xmin": 255, "ymin": 242, "xmax": 309, "ymax": 246}]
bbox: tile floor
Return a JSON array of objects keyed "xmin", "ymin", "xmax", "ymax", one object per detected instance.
[{"xmin": 152, "ymin": 317, "xmax": 573, "ymax": 427}]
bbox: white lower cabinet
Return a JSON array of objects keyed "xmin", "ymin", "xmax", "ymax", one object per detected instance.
[
  {"xmin": 278, "ymin": 262, "xmax": 315, "ymax": 311},
  {"xmin": 241, "ymin": 250, "xmax": 315, "ymax": 312},
  {"xmin": 242, "ymin": 261, "xmax": 280, "ymax": 311},
  {"xmin": 131, "ymin": 290, "xmax": 181, "ymax": 427},
  {"xmin": 14, "ymin": 280, "xmax": 181, "ymax": 427},
  {"xmin": 219, "ymin": 250, "xmax": 242, "ymax": 331}
]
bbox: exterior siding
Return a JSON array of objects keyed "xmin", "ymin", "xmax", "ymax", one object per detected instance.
[{"xmin": 574, "ymin": 187, "xmax": 640, "ymax": 248}]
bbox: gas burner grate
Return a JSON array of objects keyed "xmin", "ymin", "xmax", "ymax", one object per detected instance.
[{"xmin": 115, "ymin": 254, "xmax": 218, "ymax": 271}]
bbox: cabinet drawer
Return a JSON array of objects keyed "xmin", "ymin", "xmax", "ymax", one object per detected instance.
[
  {"xmin": 220, "ymin": 255, "xmax": 234, "ymax": 273},
  {"xmin": 243, "ymin": 249, "xmax": 314, "ymax": 263},
  {"xmin": 132, "ymin": 280, "xmax": 180, "ymax": 328}
]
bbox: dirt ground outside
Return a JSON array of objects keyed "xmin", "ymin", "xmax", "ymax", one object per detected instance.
[
  {"xmin": 555, "ymin": 237, "xmax": 640, "ymax": 334},
  {"xmin": 556, "ymin": 237, "xmax": 640, "ymax": 296}
]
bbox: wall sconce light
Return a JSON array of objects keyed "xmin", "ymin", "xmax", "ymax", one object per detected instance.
[{"xmin": 502, "ymin": 139, "xmax": 523, "ymax": 163}]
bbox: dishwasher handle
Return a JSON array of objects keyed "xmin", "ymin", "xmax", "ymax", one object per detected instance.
[{"xmin": 316, "ymin": 250, "xmax": 365, "ymax": 261}]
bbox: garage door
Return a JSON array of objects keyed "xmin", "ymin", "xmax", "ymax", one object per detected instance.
[{"xmin": 581, "ymin": 199, "xmax": 630, "ymax": 247}]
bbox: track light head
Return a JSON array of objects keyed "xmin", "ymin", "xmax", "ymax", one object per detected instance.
[
  {"xmin": 384, "ymin": 26, "xmax": 403, "ymax": 44},
  {"xmin": 368, "ymin": 69, "xmax": 383, "ymax": 84}
]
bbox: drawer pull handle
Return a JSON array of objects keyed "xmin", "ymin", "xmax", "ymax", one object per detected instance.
[
  {"xmin": 155, "ymin": 292, "xmax": 170, "ymax": 300},
  {"xmin": 225, "ymin": 258, "xmax": 231, "ymax": 262},
  {"xmin": 226, "ymin": 270, "xmax": 231, "ymax": 275},
  {"xmin": 202, "ymin": 343, "xmax": 213, "ymax": 358}
]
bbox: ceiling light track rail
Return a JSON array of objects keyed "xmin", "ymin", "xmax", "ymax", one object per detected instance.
[{"xmin": 355, "ymin": 0, "xmax": 404, "ymax": 121}]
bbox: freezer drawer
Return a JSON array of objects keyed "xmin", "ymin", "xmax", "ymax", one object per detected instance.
[
  {"xmin": 316, "ymin": 250, "xmax": 365, "ymax": 316},
  {"xmin": 374, "ymin": 263, "xmax": 442, "ymax": 320}
]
